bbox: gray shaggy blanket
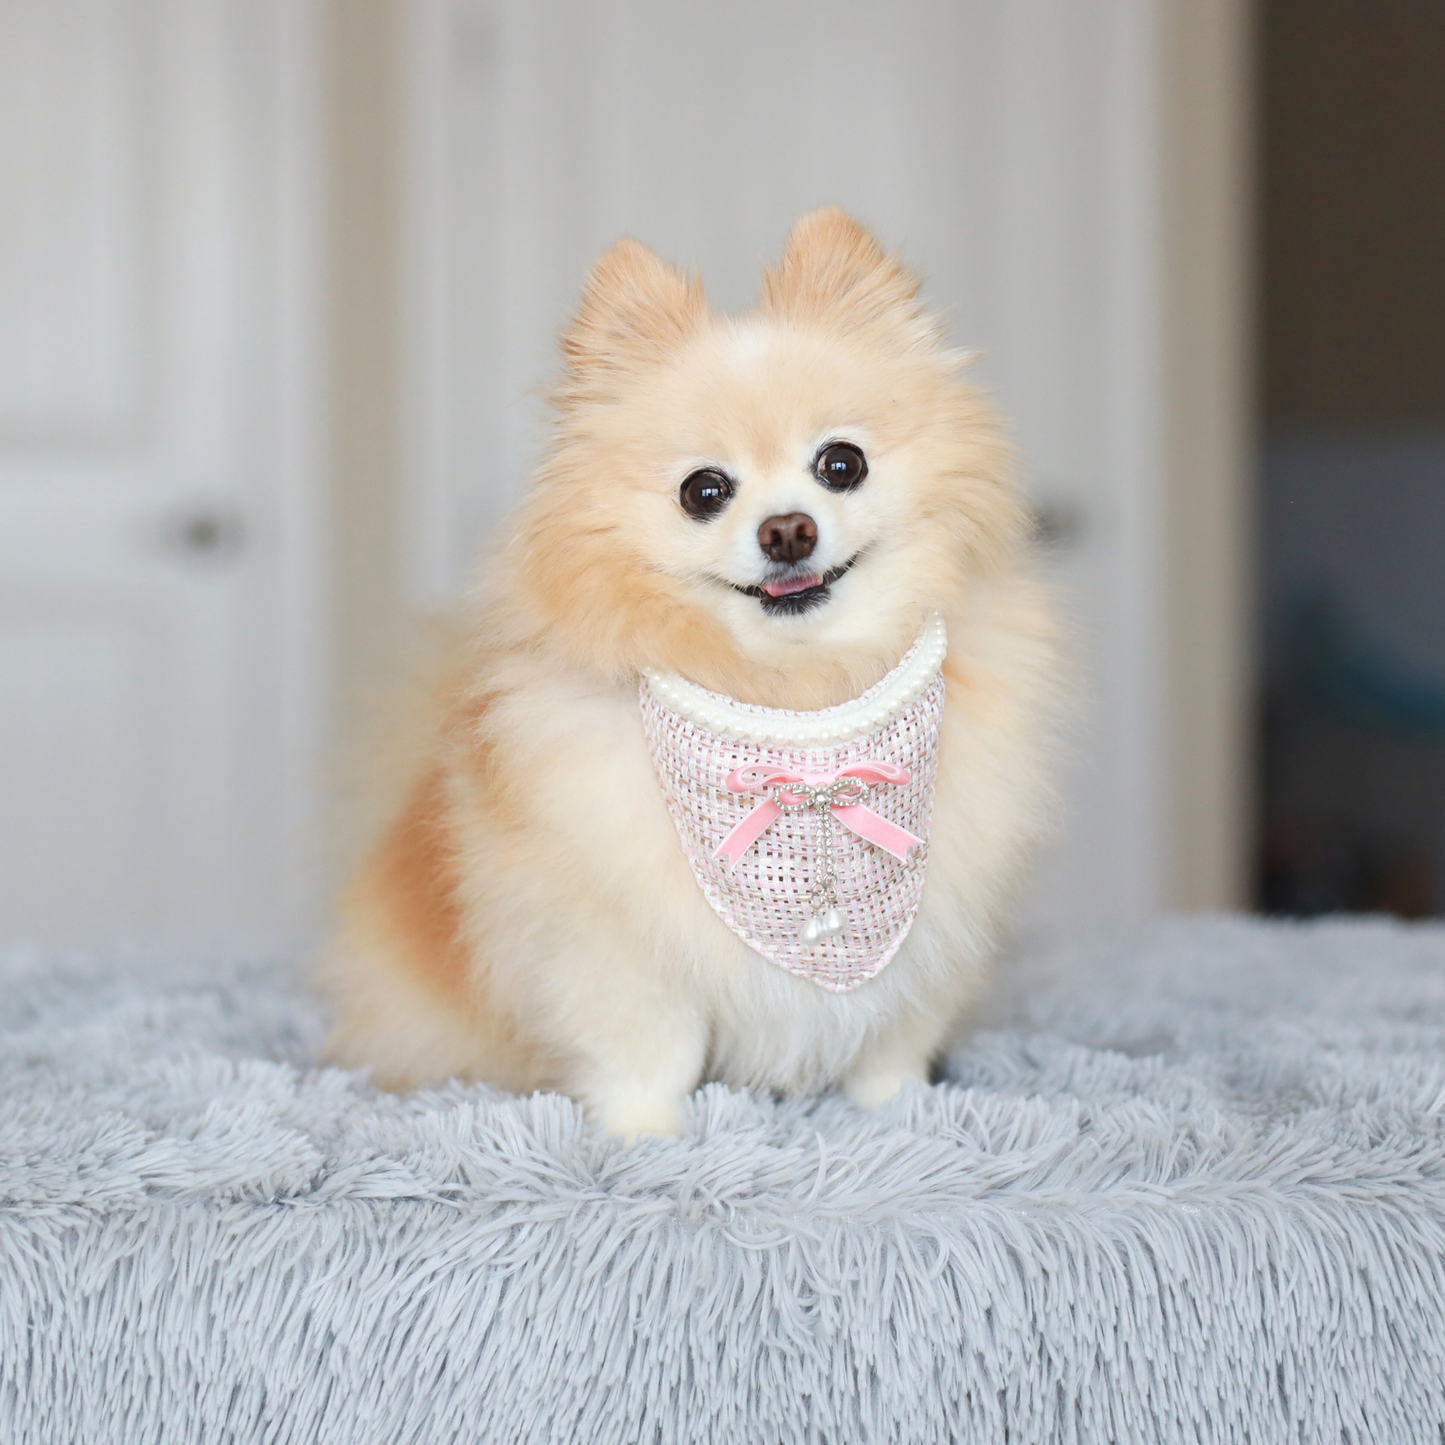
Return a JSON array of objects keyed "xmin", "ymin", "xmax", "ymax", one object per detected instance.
[{"xmin": 4, "ymin": 917, "xmax": 1445, "ymax": 1444}]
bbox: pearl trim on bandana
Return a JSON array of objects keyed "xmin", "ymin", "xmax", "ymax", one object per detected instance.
[{"xmin": 641, "ymin": 612, "xmax": 947, "ymax": 749}]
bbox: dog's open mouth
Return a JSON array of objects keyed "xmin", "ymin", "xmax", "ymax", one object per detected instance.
[{"xmin": 729, "ymin": 555, "xmax": 860, "ymax": 616}]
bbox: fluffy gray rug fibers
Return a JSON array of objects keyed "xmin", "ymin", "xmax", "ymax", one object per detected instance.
[{"xmin": 4, "ymin": 916, "xmax": 1445, "ymax": 1443}]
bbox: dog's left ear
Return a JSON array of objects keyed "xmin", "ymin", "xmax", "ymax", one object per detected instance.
[
  {"xmin": 761, "ymin": 208, "xmax": 939, "ymax": 351},
  {"xmin": 559, "ymin": 238, "xmax": 706, "ymax": 401}
]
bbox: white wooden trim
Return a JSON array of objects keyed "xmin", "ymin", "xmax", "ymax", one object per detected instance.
[
  {"xmin": 1095, "ymin": 0, "xmax": 1170, "ymax": 919},
  {"xmin": 270, "ymin": 0, "xmax": 331, "ymax": 933},
  {"xmin": 397, "ymin": 0, "xmax": 456, "ymax": 606},
  {"xmin": 1160, "ymin": 0, "xmax": 1254, "ymax": 909}
]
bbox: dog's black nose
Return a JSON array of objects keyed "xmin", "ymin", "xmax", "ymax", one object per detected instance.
[{"xmin": 757, "ymin": 512, "xmax": 818, "ymax": 563}]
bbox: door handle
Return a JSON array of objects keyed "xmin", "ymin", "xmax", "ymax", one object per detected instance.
[
  {"xmin": 1029, "ymin": 498, "xmax": 1085, "ymax": 550},
  {"xmin": 157, "ymin": 503, "xmax": 246, "ymax": 563}
]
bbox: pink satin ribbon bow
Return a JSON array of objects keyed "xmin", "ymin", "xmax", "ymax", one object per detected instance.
[{"xmin": 713, "ymin": 761, "xmax": 923, "ymax": 869}]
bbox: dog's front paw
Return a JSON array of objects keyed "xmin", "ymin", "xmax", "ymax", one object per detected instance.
[
  {"xmin": 843, "ymin": 1065, "xmax": 926, "ymax": 1113},
  {"xmin": 593, "ymin": 1087, "xmax": 686, "ymax": 1142}
]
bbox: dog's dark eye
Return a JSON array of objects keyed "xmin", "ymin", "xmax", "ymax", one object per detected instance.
[
  {"xmin": 814, "ymin": 442, "xmax": 868, "ymax": 492},
  {"xmin": 679, "ymin": 469, "xmax": 734, "ymax": 520}
]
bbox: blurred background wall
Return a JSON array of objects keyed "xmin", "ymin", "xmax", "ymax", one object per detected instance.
[
  {"xmin": 339, "ymin": 0, "xmax": 1253, "ymax": 947},
  {"xmin": 0, "ymin": 0, "xmax": 1251, "ymax": 950},
  {"xmin": 1256, "ymin": 0, "xmax": 1445, "ymax": 918}
]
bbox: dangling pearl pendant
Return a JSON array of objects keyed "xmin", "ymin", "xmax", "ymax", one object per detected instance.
[{"xmin": 799, "ymin": 906, "xmax": 846, "ymax": 946}]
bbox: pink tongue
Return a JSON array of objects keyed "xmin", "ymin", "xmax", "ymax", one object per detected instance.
[{"xmin": 761, "ymin": 573, "xmax": 821, "ymax": 598}]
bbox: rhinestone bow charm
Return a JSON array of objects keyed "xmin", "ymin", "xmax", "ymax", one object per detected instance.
[{"xmin": 714, "ymin": 763, "xmax": 923, "ymax": 945}]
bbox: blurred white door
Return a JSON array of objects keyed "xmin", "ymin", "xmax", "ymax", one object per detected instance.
[
  {"xmin": 397, "ymin": 0, "xmax": 1188, "ymax": 940},
  {"xmin": 0, "ymin": 0, "xmax": 324, "ymax": 947}
]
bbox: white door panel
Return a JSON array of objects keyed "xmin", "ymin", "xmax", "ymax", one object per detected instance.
[
  {"xmin": 401, "ymin": 0, "xmax": 1169, "ymax": 937},
  {"xmin": 0, "ymin": 0, "xmax": 150, "ymax": 440},
  {"xmin": 0, "ymin": 0, "xmax": 324, "ymax": 947}
]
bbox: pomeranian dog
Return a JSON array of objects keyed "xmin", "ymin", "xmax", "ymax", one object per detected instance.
[{"xmin": 321, "ymin": 209, "xmax": 1058, "ymax": 1137}]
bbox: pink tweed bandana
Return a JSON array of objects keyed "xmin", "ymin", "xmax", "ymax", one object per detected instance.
[{"xmin": 640, "ymin": 615, "xmax": 946, "ymax": 992}]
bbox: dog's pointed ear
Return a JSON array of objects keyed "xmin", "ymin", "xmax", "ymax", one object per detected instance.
[
  {"xmin": 761, "ymin": 208, "xmax": 938, "ymax": 349},
  {"xmin": 559, "ymin": 239, "xmax": 706, "ymax": 399}
]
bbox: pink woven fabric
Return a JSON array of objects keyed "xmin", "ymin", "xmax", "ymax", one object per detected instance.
[{"xmin": 640, "ymin": 643, "xmax": 945, "ymax": 992}]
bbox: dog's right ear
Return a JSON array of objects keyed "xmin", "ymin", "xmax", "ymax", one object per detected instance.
[
  {"xmin": 558, "ymin": 239, "xmax": 706, "ymax": 402},
  {"xmin": 761, "ymin": 208, "xmax": 938, "ymax": 351}
]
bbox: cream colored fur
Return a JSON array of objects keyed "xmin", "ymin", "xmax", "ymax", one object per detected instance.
[{"xmin": 320, "ymin": 209, "xmax": 1060, "ymax": 1137}]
